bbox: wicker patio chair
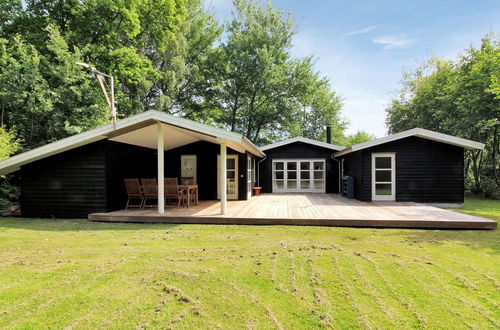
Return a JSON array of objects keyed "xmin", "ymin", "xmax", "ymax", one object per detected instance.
[
  {"xmin": 123, "ymin": 178, "xmax": 144, "ymax": 210},
  {"xmin": 141, "ymin": 178, "xmax": 158, "ymax": 209},
  {"xmin": 165, "ymin": 178, "xmax": 186, "ymax": 208}
]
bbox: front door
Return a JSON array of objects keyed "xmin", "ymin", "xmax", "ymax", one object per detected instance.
[
  {"xmin": 371, "ymin": 153, "xmax": 396, "ymax": 201},
  {"xmin": 217, "ymin": 155, "xmax": 239, "ymax": 200}
]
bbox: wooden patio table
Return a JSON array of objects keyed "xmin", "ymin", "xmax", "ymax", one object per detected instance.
[{"xmin": 178, "ymin": 185, "xmax": 198, "ymax": 208}]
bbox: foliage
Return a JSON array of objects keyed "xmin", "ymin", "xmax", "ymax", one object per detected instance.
[
  {"xmin": 0, "ymin": 0, "xmax": 347, "ymax": 149},
  {"xmin": 0, "ymin": 30, "xmax": 109, "ymax": 150},
  {"xmin": 386, "ymin": 35, "xmax": 500, "ymax": 197},
  {"xmin": 342, "ymin": 130, "xmax": 375, "ymax": 147},
  {"xmin": 6, "ymin": 0, "xmax": 186, "ymax": 116},
  {"xmin": 211, "ymin": 0, "xmax": 344, "ymax": 144},
  {"xmin": 0, "ymin": 127, "xmax": 19, "ymax": 161},
  {"xmin": 0, "ymin": 127, "xmax": 19, "ymax": 209},
  {"xmin": 153, "ymin": 0, "xmax": 222, "ymax": 122}
]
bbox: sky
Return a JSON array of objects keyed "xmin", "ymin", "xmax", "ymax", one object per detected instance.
[{"xmin": 204, "ymin": 0, "xmax": 499, "ymax": 137}]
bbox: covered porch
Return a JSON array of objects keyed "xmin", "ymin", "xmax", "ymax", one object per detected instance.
[
  {"xmin": 103, "ymin": 112, "xmax": 264, "ymax": 215},
  {"xmin": 88, "ymin": 193, "xmax": 497, "ymax": 229}
]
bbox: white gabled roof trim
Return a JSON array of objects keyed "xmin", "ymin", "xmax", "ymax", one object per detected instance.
[
  {"xmin": 260, "ymin": 136, "xmax": 344, "ymax": 151},
  {"xmin": 334, "ymin": 128, "xmax": 485, "ymax": 157},
  {"xmin": 0, "ymin": 110, "xmax": 265, "ymax": 175}
]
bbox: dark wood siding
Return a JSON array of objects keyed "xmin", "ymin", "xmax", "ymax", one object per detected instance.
[
  {"xmin": 259, "ymin": 141, "xmax": 340, "ymax": 193},
  {"xmin": 340, "ymin": 137, "xmax": 464, "ymax": 203},
  {"xmin": 164, "ymin": 141, "xmax": 249, "ymax": 201},
  {"xmin": 19, "ymin": 139, "xmax": 252, "ymax": 218},
  {"xmin": 341, "ymin": 151, "xmax": 366, "ymax": 200},
  {"xmin": 104, "ymin": 141, "xmax": 157, "ymax": 211},
  {"xmin": 20, "ymin": 141, "xmax": 108, "ymax": 218},
  {"xmin": 238, "ymin": 152, "xmax": 247, "ymax": 200}
]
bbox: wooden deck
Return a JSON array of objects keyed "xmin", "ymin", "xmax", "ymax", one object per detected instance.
[{"xmin": 88, "ymin": 194, "xmax": 497, "ymax": 229}]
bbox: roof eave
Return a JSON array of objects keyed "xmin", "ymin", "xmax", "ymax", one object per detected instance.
[
  {"xmin": 260, "ymin": 137, "xmax": 344, "ymax": 152},
  {"xmin": 334, "ymin": 128, "xmax": 485, "ymax": 157},
  {"xmin": 0, "ymin": 110, "xmax": 266, "ymax": 175}
]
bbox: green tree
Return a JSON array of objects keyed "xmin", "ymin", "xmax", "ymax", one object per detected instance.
[
  {"xmin": 0, "ymin": 127, "xmax": 20, "ymax": 209},
  {"xmin": 0, "ymin": 28, "xmax": 109, "ymax": 150},
  {"xmin": 0, "ymin": 36, "xmax": 52, "ymax": 149},
  {"xmin": 386, "ymin": 35, "xmax": 500, "ymax": 197},
  {"xmin": 288, "ymin": 58, "xmax": 345, "ymax": 142},
  {"xmin": 150, "ymin": 0, "xmax": 222, "ymax": 122},
  {"xmin": 4, "ymin": 0, "xmax": 186, "ymax": 117},
  {"xmin": 0, "ymin": 0, "xmax": 22, "ymax": 34},
  {"xmin": 0, "ymin": 127, "xmax": 19, "ymax": 161},
  {"xmin": 343, "ymin": 130, "xmax": 375, "ymax": 147},
  {"xmin": 211, "ymin": 0, "xmax": 344, "ymax": 144}
]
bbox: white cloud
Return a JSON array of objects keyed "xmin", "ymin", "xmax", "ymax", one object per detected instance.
[
  {"xmin": 345, "ymin": 25, "xmax": 377, "ymax": 36},
  {"xmin": 373, "ymin": 35, "xmax": 416, "ymax": 49}
]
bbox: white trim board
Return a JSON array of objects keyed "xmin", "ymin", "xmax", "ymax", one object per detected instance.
[
  {"xmin": 371, "ymin": 152, "xmax": 396, "ymax": 201},
  {"xmin": 260, "ymin": 136, "xmax": 344, "ymax": 151},
  {"xmin": 0, "ymin": 110, "xmax": 265, "ymax": 175},
  {"xmin": 335, "ymin": 128, "xmax": 484, "ymax": 157},
  {"xmin": 271, "ymin": 158, "xmax": 326, "ymax": 193}
]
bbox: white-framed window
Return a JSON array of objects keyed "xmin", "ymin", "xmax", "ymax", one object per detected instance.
[
  {"xmin": 181, "ymin": 155, "xmax": 197, "ymax": 184},
  {"xmin": 217, "ymin": 155, "xmax": 238, "ymax": 200},
  {"xmin": 371, "ymin": 152, "xmax": 396, "ymax": 201},
  {"xmin": 272, "ymin": 159, "xmax": 325, "ymax": 193}
]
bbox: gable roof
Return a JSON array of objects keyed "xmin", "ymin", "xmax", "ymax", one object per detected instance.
[
  {"xmin": 0, "ymin": 110, "xmax": 264, "ymax": 175},
  {"xmin": 260, "ymin": 136, "xmax": 344, "ymax": 152},
  {"xmin": 334, "ymin": 128, "xmax": 485, "ymax": 157}
]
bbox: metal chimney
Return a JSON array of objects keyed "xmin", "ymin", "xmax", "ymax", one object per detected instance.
[{"xmin": 326, "ymin": 125, "xmax": 332, "ymax": 144}]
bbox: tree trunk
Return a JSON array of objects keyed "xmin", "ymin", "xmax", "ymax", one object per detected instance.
[
  {"xmin": 492, "ymin": 124, "xmax": 498, "ymax": 184},
  {"xmin": 469, "ymin": 150, "xmax": 481, "ymax": 194},
  {"xmin": 230, "ymin": 93, "xmax": 239, "ymax": 132},
  {"xmin": 253, "ymin": 121, "xmax": 262, "ymax": 142},
  {"xmin": 246, "ymin": 90, "xmax": 257, "ymax": 137},
  {"xmin": 1, "ymin": 102, "xmax": 4, "ymax": 128}
]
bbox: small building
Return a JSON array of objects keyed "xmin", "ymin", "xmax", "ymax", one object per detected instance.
[
  {"xmin": 334, "ymin": 128, "xmax": 484, "ymax": 205},
  {"xmin": 0, "ymin": 111, "xmax": 485, "ymax": 218},
  {"xmin": 0, "ymin": 111, "xmax": 263, "ymax": 218}
]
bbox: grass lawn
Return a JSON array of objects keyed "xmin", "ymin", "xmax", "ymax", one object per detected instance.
[
  {"xmin": 450, "ymin": 196, "xmax": 500, "ymax": 221},
  {"xmin": 0, "ymin": 199, "xmax": 498, "ymax": 329}
]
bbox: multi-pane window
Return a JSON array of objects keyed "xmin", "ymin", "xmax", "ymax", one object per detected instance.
[{"xmin": 272, "ymin": 159, "xmax": 325, "ymax": 192}]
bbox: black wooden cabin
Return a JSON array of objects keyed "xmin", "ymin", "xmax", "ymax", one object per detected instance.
[
  {"xmin": 0, "ymin": 110, "xmax": 484, "ymax": 218},
  {"xmin": 338, "ymin": 136, "xmax": 464, "ymax": 203},
  {"xmin": 20, "ymin": 140, "xmax": 254, "ymax": 218}
]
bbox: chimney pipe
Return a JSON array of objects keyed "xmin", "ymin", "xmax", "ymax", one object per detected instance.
[{"xmin": 326, "ymin": 125, "xmax": 332, "ymax": 144}]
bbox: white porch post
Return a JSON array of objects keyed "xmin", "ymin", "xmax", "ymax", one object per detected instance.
[
  {"xmin": 157, "ymin": 122, "xmax": 165, "ymax": 214},
  {"xmin": 220, "ymin": 143, "xmax": 227, "ymax": 214}
]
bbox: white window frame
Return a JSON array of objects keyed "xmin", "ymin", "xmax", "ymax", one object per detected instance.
[
  {"xmin": 371, "ymin": 152, "xmax": 396, "ymax": 201},
  {"xmin": 180, "ymin": 155, "xmax": 197, "ymax": 184},
  {"xmin": 217, "ymin": 154, "xmax": 239, "ymax": 200},
  {"xmin": 272, "ymin": 159, "xmax": 325, "ymax": 193}
]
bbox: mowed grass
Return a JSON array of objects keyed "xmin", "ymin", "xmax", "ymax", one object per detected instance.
[
  {"xmin": 0, "ymin": 199, "xmax": 498, "ymax": 329},
  {"xmin": 450, "ymin": 196, "xmax": 500, "ymax": 221}
]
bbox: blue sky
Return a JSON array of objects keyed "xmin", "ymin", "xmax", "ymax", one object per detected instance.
[{"xmin": 204, "ymin": 0, "xmax": 499, "ymax": 137}]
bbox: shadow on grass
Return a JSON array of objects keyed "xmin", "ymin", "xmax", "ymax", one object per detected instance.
[{"xmin": 0, "ymin": 217, "xmax": 180, "ymax": 231}]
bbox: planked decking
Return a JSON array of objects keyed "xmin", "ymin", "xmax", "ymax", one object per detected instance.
[{"xmin": 88, "ymin": 194, "xmax": 497, "ymax": 229}]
